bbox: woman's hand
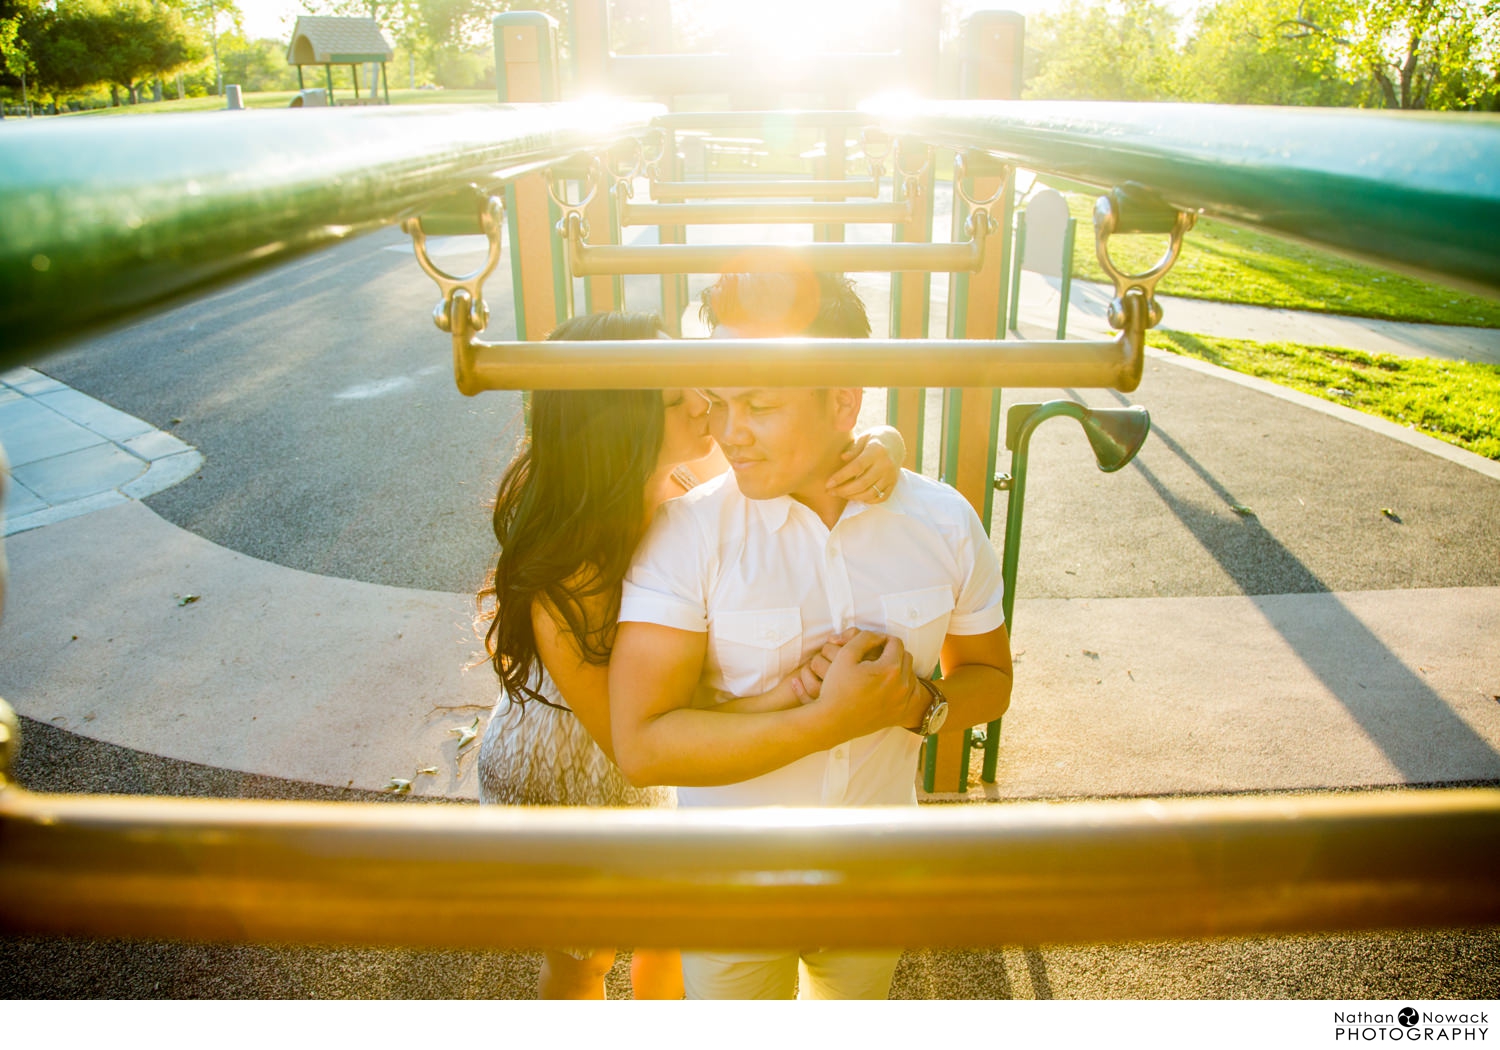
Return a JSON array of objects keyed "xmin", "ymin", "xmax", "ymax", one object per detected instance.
[
  {"xmin": 827, "ymin": 425, "xmax": 905, "ymax": 504},
  {"xmin": 787, "ymin": 629, "xmax": 858, "ymax": 704}
]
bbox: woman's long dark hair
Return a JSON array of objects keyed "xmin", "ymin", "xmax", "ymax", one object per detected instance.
[{"xmin": 483, "ymin": 311, "xmax": 666, "ymax": 709}]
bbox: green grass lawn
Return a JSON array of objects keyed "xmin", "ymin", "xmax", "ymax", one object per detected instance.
[
  {"xmin": 1050, "ymin": 188, "xmax": 1500, "ymax": 330},
  {"xmin": 1149, "ymin": 330, "xmax": 1500, "ymax": 460},
  {"xmin": 54, "ymin": 87, "xmax": 499, "ymax": 116}
]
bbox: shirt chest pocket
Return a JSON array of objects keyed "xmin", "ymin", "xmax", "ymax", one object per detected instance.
[
  {"xmin": 881, "ymin": 586, "xmax": 955, "ymax": 676},
  {"xmin": 710, "ymin": 607, "xmax": 803, "ymax": 696}
]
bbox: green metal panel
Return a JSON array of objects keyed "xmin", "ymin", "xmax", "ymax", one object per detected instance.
[
  {"xmin": 865, "ymin": 100, "xmax": 1500, "ymax": 297},
  {"xmin": 0, "ymin": 102, "xmax": 663, "ymax": 364}
]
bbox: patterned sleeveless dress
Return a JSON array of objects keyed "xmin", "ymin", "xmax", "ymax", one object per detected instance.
[{"xmin": 477, "ymin": 667, "xmax": 675, "ymax": 809}]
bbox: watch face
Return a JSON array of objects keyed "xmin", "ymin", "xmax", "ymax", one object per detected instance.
[{"xmin": 926, "ymin": 700, "xmax": 948, "ymax": 735}]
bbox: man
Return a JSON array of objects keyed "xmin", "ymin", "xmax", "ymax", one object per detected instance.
[{"xmin": 608, "ymin": 273, "xmax": 1014, "ymax": 999}]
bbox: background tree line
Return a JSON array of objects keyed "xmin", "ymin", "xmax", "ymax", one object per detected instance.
[
  {"xmin": 1025, "ymin": 0, "xmax": 1499, "ymax": 110},
  {"xmin": 3, "ymin": 0, "xmax": 1497, "ymax": 110}
]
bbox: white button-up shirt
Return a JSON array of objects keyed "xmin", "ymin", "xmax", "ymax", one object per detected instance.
[{"xmin": 619, "ymin": 468, "xmax": 1006, "ymax": 808}]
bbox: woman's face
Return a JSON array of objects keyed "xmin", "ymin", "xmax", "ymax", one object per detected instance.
[{"xmin": 658, "ymin": 387, "xmax": 713, "ymax": 470}]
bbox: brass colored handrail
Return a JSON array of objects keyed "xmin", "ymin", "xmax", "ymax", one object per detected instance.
[
  {"xmin": 649, "ymin": 177, "xmax": 880, "ymax": 200},
  {"xmin": 2, "ymin": 783, "xmax": 1495, "ymax": 949},
  {"xmin": 451, "ymin": 334, "xmax": 1140, "ymax": 395},
  {"xmin": 620, "ymin": 199, "xmax": 914, "ymax": 226},
  {"xmin": 562, "ymin": 214, "xmax": 990, "ymax": 276}
]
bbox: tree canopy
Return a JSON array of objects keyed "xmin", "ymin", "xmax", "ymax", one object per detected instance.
[{"xmin": 1022, "ymin": 0, "xmax": 1499, "ymax": 110}]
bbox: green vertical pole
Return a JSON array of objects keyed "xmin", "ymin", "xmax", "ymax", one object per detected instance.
[
  {"xmin": 1008, "ymin": 210, "xmax": 1026, "ymax": 334},
  {"xmin": 1058, "ymin": 217, "xmax": 1076, "ymax": 340},
  {"xmin": 324, "ymin": 64, "xmax": 334, "ymax": 105}
]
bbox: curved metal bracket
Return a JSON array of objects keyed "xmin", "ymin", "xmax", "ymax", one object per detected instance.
[
  {"xmin": 953, "ymin": 153, "xmax": 1009, "ymax": 239},
  {"xmin": 401, "ymin": 191, "xmax": 504, "ymax": 337},
  {"xmin": 1094, "ymin": 191, "xmax": 1197, "ymax": 333},
  {"xmin": 402, "ymin": 191, "xmax": 504, "ymax": 396}
]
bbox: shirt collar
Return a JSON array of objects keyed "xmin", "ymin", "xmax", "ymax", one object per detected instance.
[{"xmin": 738, "ymin": 472, "xmax": 910, "ymax": 532}]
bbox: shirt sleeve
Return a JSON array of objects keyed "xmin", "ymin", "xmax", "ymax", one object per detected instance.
[
  {"xmin": 619, "ymin": 497, "xmax": 711, "ymax": 632},
  {"xmin": 947, "ymin": 502, "xmax": 1007, "ymax": 636}
]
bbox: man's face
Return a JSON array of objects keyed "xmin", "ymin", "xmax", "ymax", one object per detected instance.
[{"xmin": 702, "ymin": 386, "xmax": 858, "ymax": 501}]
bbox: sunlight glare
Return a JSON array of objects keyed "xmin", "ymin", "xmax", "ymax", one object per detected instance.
[{"xmin": 679, "ymin": 0, "xmax": 903, "ymax": 56}]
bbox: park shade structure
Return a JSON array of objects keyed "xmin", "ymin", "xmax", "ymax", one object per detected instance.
[{"xmin": 286, "ymin": 16, "xmax": 395, "ymax": 107}]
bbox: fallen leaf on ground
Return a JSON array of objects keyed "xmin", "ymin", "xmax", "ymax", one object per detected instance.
[
  {"xmin": 1230, "ymin": 503, "xmax": 1255, "ymax": 517},
  {"xmin": 417, "ymin": 767, "xmax": 438, "ymax": 776},
  {"xmin": 387, "ymin": 778, "xmax": 412, "ymax": 794},
  {"xmin": 1381, "ymin": 508, "xmax": 1403, "ymax": 523},
  {"xmin": 175, "ymin": 594, "xmax": 201, "ymax": 606},
  {"xmin": 451, "ymin": 716, "xmax": 480, "ymax": 751},
  {"xmin": 1083, "ymin": 650, "xmax": 1100, "ymax": 660}
]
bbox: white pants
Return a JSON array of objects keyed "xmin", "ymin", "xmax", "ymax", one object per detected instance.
[{"xmin": 681, "ymin": 947, "xmax": 901, "ymax": 1000}]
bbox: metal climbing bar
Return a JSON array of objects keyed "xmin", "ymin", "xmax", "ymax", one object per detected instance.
[
  {"xmin": 2, "ymin": 777, "xmax": 1496, "ymax": 949},
  {"xmin": 647, "ymin": 176, "xmax": 881, "ymax": 200},
  {"xmin": 449, "ymin": 335, "xmax": 1143, "ymax": 394},
  {"xmin": 620, "ymin": 200, "xmax": 914, "ymax": 225},
  {"xmin": 0, "ymin": 100, "xmax": 664, "ymax": 363},
  {"xmin": 561, "ymin": 226, "xmax": 991, "ymax": 276},
  {"xmin": 863, "ymin": 99, "xmax": 1500, "ymax": 295},
  {"xmin": 604, "ymin": 53, "xmax": 901, "ymax": 98}
]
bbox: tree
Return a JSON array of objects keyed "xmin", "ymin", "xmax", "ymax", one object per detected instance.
[
  {"xmin": 1177, "ymin": 0, "xmax": 1362, "ymax": 105},
  {"xmin": 1023, "ymin": 0, "xmax": 1184, "ymax": 101},
  {"xmin": 91, "ymin": 0, "xmax": 201, "ymax": 103},
  {"xmin": 217, "ymin": 31, "xmax": 297, "ymax": 91},
  {"xmin": 0, "ymin": 9, "xmax": 37, "ymax": 112},
  {"xmin": 1276, "ymin": 0, "xmax": 1500, "ymax": 109}
]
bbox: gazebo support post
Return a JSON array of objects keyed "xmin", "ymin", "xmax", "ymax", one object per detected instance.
[
  {"xmin": 325, "ymin": 63, "xmax": 334, "ymax": 105},
  {"xmin": 352, "ymin": 63, "xmax": 360, "ymax": 100},
  {"xmin": 382, "ymin": 61, "xmax": 390, "ymax": 104},
  {"xmin": 297, "ymin": 66, "xmax": 305, "ymax": 91}
]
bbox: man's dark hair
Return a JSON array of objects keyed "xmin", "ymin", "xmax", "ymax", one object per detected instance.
[{"xmin": 699, "ymin": 272, "xmax": 870, "ymax": 338}]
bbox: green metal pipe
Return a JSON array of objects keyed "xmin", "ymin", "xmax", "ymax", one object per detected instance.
[
  {"xmin": 0, "ymin": 101, "xmax": 663, "ymax": 364},
  {"xmin": 864, "ymin": 100, "xmax": 1500, "ymax": 296}
]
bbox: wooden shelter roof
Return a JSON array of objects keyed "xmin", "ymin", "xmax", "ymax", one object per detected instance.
[{"xmin": 286, "ymin": 16, "xmax": 394, "ymax": 66}]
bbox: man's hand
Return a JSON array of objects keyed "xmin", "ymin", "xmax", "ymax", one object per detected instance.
[{"xmin": 813, "ymin": 630, "xmax": 927, "ymax": 740}]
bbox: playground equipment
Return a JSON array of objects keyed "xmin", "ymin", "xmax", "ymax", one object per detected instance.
[
  {"xmin": 1008, "ymin": 188, "xmax": 1077, "ymax": 338},
  {"xmin": 2, "ymin": 1, "xmax": 1499, "ymax": 953}
]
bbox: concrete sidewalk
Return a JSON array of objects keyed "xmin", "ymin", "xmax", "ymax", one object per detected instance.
[{"xmin": 1, "ymin": 366, "xmax": 203, "ymax": 536}]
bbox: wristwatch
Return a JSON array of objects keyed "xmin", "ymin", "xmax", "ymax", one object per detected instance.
[{"xmin": 910, "ymin": 676, "xmax": 949, "ymax": 736}]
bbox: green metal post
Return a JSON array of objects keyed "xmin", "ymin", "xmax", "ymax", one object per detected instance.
[
  {"xmin": 1008, "ymin": 209, "xmax": 1026, "ymax": 333},
  {"xmin": 325, "ymin": 64, "xmax": 334, "ymax": 105},
  {"xmin": 1057, "ymin": 216, "xmax": 1076, "ymax": 340}
]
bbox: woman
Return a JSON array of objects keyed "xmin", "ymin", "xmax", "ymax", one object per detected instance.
[{"xmin": 475, "ymin": 310, "xmax": 904, "ymax": 999}]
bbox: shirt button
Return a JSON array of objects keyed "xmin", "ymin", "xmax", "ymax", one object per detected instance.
[
  {"xmin": 833, "ymin": 747, "xmax": 847, "ymax": 759},
  {"xmin": 908, "ymin": 607, "xmax": 919, "ymax": 619}
]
